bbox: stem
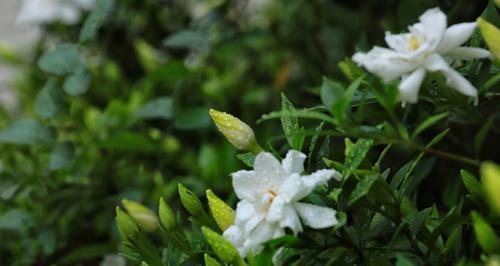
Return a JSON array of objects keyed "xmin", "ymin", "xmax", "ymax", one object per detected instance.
[{"xmin": 409, "ymin": 143, "xmax": 480, "ymax": 166}]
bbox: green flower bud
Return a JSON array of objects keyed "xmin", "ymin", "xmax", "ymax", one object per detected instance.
[
  {"xmin": 201, "ymin": 227, "xmax": 245, "ymax": 266},
  {"xmin": 204, "ymin": 253, "xmax": 222, "ymax": 266},
  {"xmin": 471, "ymin": 211, "xmax": 500, "ymax": 253},
  {"xmin": 158, "ymin": 197, "xmax": 177, "ymax": 231},
  {"xmin": 178, "ymin": 183, "xmax": 204, "ymax": 218},
  {"xmin": 481, "ymin": 162, "xmax": 500, "ymax": 215},
  {"xmin": 209, "ymin": 109, "xmax": 262, "ymax": 153},
  {"xmin": 206, "ymin": 189, "xmax": 234, "ymax": 231},
  {"xmin": 115, "ymin": 207, "xmax": 139, "ymax": 240},
  {"xmin": 477, "ymin": 18, "xmax": 500, "ymax": 60},
  {"xmin": 122, "ymin": 199, "xmax": 159, "ymax": 232}
]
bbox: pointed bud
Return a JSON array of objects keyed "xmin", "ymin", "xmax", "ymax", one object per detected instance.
[
  {"xmin": 209, "ymin": 109, "xmax": 261, "ymax": 153},
  {"xmin": 477, "ymin": 18, "xmax": 500, "ymax": 60},
  {"xmin": 178, "ymin": 183, "xmax": 204, "ymax": 218},
  {"xmin": 158, "ymin": 197, "xmax": 177, "ymax": 231},
  {"xmin": 471, "ymin": 211, "xmax": 500, "ymax": 253},
  {"xmin": 201, "ymin": 227, "xmax": 245, "ymax": 266},
  {"xmin": 206, "ymin": 189, "xmax": 235, "ymax": 231},
  {"xmin": 115, "ymin": 207, "xmax": 139, "ymax": 240},
  {"xmin": 204, "ymin": 254, "xmax": 222, "ymax": 266},
  {"xmin": 122, "ymin": 199, "xmax": 159, "ymax": 232},
  {"xmin": 481, "ymin": 162, "xmax": 500, "ymax": 215}
]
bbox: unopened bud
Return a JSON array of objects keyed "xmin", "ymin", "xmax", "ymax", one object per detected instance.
[
  {"xmin": 201, "ymin": 227, "xmax": 245, "ymax": 266},
  {"xmin": 206, "ymin": 189, "xmax": 234, "ymax": 231},
  {"xmin": 122, "ymin": 199, "xmax": 159, "ymax": 232},
  {"xmin": 481, "ymin": 162, "xmax": 500, "ymax": 215},
  {"xmin": 178, "ymin": 183, "xmax": 204, "ymax": 218},
  {"xmin": 209, "ymin": 109, "xmax": 261, "ymax": 153},
  {"xmin": 158, "ymin": 197, "xmax": 177, "ymax": 231},
  {"xmin": 115, "ymin": 207, "xmax": 139, "ymax": 240},
  {"xmin": 204, "ymin": 253, "xmax": 222, "ymax": 266},
  {"xmin": 477, "ymin": 18, "xmax": 500, "ymax": 60}
]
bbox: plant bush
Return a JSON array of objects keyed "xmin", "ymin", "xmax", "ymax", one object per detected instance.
[{"xmin": 0, "ymin": 0, "xmax": 499, "ymax": 265}]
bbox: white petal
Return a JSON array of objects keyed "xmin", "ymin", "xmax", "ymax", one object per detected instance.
[
  {"xmin": 234, "ymin": 200, "xmax": 256, "ymax": 223},
  {"xmin": 385, "ymin": 32, "xmax": 413, "ymax": 53},
  {"xmin": 282, "ymin": 150, "xmax": 307, "ymax": 175},
  {"xmin": 245, "ymin": 222, "xmax": 277, "ymax": 254},
  {"xmin": 232, "ymin": 170, "xmax": 260, "ymax": 201},
  {"xmin": 279, "ymin": 204, "xmax": 303, "ymax": 235},
  {"xmin": 243, "ymin": 213, "xmax": 265, "ymax": 235},
  {"xmin": 254, "ymin": 152, "xmax": 285, "ymax": 190},
  {"xmin": 223, "ymin": 225, "xmax": 244, "ymax": 247},
  {"xmin": 279, "ymin": 174, "xmax": 307, "ymax": 201},
  {"xmin": 294, "ymin": 202, "xmax": 338, "ymax": 229},
  {"xmin": 352, "ymin": 47, "xmax": 416, "ymax": 83},
  {"xmin": 438, "ymin": 22, "xmax": 477, "ymax": 53},
  {"xmin": 398, "ymin": 68, "xmax": 426, "ymax": 104},
  {"xmin": 416, "ymin": 7, "xmax": 447, "ymax": 50},
  {"xmin": 266, "ymin": 196, "xmax": 286, "ymax": 223},
  {"xmin": 444, "ymin": 47, "xmax": 493, "ymax": 60},
  {"xmin": 425, "ymin": 54, "xmax": 478, "ymax": 97}
]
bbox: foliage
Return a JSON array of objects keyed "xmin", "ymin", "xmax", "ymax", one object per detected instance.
[{"xmin": 0, "ymin": 0, "xmax": 499, "ymax": 265}]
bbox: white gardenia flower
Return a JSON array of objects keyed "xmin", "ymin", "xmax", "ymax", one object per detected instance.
[
  {"xmin": 16, "ymin": 0, "xmax": 94, "ymax": 26},
  {"xmin": 352, "ymin": 7, "xmax": 492, "ymax": 105},
  {"xmin": 223, "ymin": 150, "xmax": 341, "ymax": 257}
]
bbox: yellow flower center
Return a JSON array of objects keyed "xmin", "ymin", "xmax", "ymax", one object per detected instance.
[{"xmin": 409, "ymin": 35, "xmax": 420, "ymax": 51}]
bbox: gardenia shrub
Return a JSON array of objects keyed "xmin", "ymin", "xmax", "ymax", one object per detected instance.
[{"xmin": 0, "ymin": 0, "xmax": 499, "ymax": 265}]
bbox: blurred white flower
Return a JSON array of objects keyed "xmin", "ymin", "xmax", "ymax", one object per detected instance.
[
  {"xmin": 352, "ymin": 7, "xmax": 492, "ymax": 105},
  {"xmin": 223, "ymin": 150, "xmax": 341, "ymax": 257},
  {"xmin": 16, "ymin": 0, "xmax": 94, "ymax": 26}
]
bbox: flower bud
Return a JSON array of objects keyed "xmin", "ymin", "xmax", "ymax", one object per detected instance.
[
  {"xmin": 206, "ymin": 189, "xmax": 234, "ymax": 231},
  {"xmin": 201, "ymin": 227, "xmax": 245, "ymax": 266},
  {"xmin": 178, "ymin": 183, "xmax": 204, "ymax": 218},
  {"xmin": 481, "ymin": 162, "xmax": 500, "ymax": 215},
  {"xmin": 209, "ymin": 109, "xmax": 261, "ymax": 153},
  {"xmin": 204, "ymin": 253, "xmax": 222, "ymax": 266},
  {"xmin": 477, "ymin": 18, "xmax": 500, "ymax": 60},
  {"xmin": 115, "ymin": 207, "xmax": 139, "ymax": 240},
  {"xmin": 158, "ymin": 197, "xmax": 177, "ymax": 231},
  {"xmin": 122, "ymin": 199, "xmax": 159, "ymax": 232}
]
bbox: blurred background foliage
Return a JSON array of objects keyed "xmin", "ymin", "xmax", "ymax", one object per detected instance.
[{"xmin": 0, "ymin": 0, "xmax": 497, "ymax": 265}]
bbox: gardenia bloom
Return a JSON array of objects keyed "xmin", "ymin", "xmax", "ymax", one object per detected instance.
[
  {"xmin": 223, "ymin": 150, "xmax": 341, "ymax": 257},
  {"xmin": 16, "ymin": 0, "xmax": 94, "ymax": 26},
  {"xmin": 352, "ymin": 7, "xmax": 492, "ymax": 105}
]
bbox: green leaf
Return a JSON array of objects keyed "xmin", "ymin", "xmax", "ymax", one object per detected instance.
[
  {"xmin": 63, "ymin": 67, "xmax": 91, "ymax": 96},
  {"xmin": 0, "ymin": 209, "xmax": 31, "ymax": 230},
  {"xmin": 344, "ymin": 138, "xmax": 374, "ymax": 178},
  {"xmin": 280, "ymin": 93, "xmax": 305, "ymax": 150},
  {"xmin": 474, "ymin": 114, "xmax": 495, "ymax": 157},
  {"xmin": 425, "ymin": 128, "xmax": 449, "ymax": 149},
  {"xmin": 396, "ymin": 254, "xmax": 415, "ymax": 266},
  {"xmin": 173, "ymin": 106, "xmax": 211, "ymax": 130},
  {"xmin": 100, "ymin": 132, "xmax": 156, "ymax": 153},
  {"xmin": 80, "ymin": 0, "xmax": 114, "ymax": 42},
  {"xmin": 348, "ymin": 174, "xmax": 378, "ymax": 206},
  {"xmin": 460, "ymin": 170, "xmax": 484, "ymax": 201},
  {"xmin": 35, "ymin": 79, "xmax": 65, "ymax": 119},
  {"xmin": 0, "ymin": 119, "xmax": 54, "ymax": 145},
  {"xmin": 404, "ymin": 208, "xmax": 431, "ymax": 236},
  {"xmin": 411, "ymin": 112, "xmax": 448, "ymax": 139},
  {"xmin": 38, "ymin": 44, "xmax": 84, "ymax": 75},
  {"xmin": 321, "ymin": 77, "xmax": 344, "ymax": 112},
  {"xmin": 163, "ymin": 30, "xmax": 209, "ymax": 51},
  {"xmin": 49, "ymin": 142, "xmax": 75, "ymax": 170},
  {"xmin": 236, "ymin": 153, "xmax": 255, "ymax": 167},
  {"xmin": 135, "ymin": 97, "xmax": 173, "ymax": 120},
  {"xmin": 57, "ymin": 243, "xmax": 115, "ymax": 264},
  {"xmin": 471, "ymin": 211, "xmax": 500, "ymax": 253}
]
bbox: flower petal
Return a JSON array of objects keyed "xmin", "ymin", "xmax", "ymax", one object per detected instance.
[
  {"xmin": 254, "ymin": 152, "xmax": 285, "ymax": 190},
  {"xmin": 266, "ymin": 196, "xmax": 286, "ymax": 223},
  {"xmin": 445, "ymin": 47, "xmax": 493, "ymax": 60},
  {"xmin": 281, "ymin": 150, "xmax": 307, "ymax": 175},
  {"xmin": 425, "ymin": 54, "xmax": 478, "ymax": 97},
  {"xmin": 398, "ymin": 68, "xmax": 426, "ymax": 105},
  {"xmin": 294, "ymin": 202, "xmax": 338, "ymax": 229},
  {"xmin": 232, "ymin": 170, "xmax": 260, "ymax": 201},
  {"xmin": 245, "ymin": 222, "xmax": 277, "ymax": 255},
  {"xmin": 279, "ymin": 204, "xmax": 303, "ymax": 235},
  {"xmin": 280, "ymin": 169, "xmax": 338, "ymax": 201},
  {"xmin": 385, "ymin": 32, "xmax": 413, "ymax": 53},
  {"xmin": 416, "ymin": 7, "xmax": 447, "ymax": 50},
  {"xmin": 234, "ymin": 200, "xmax": 256, "ymax": 223},
  {"xmin": 352, "ymin": 47, "xmax": 416, "ymax": 83},
  {"xmin": 438, "ymin": 22, "xmax": 477, "ymax": 53}
]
